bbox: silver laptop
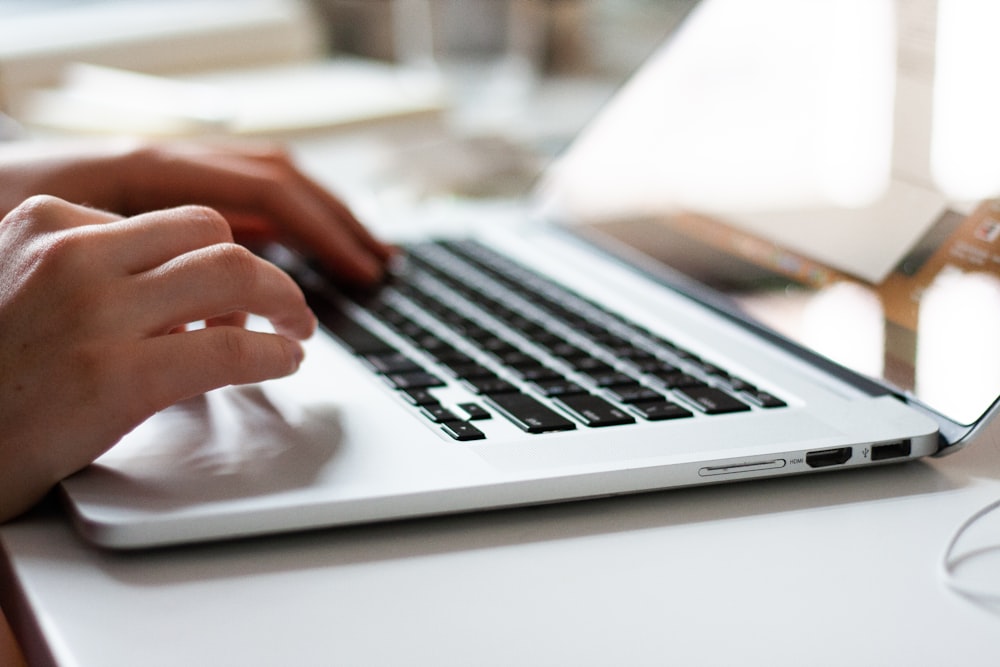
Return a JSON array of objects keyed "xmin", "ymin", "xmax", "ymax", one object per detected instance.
[{"xmin": 61, "ymin": 0, "xmax": 1000, "ymax": 548}]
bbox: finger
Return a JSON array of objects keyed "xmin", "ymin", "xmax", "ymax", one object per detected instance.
[
  {"xmin": 237, "ymin": 145, "xmax": 396, "ymax": 262},
  {"xmin": 123, "ymin": 146, "xmax": 392, "ymax": 284},
  {"xmin": 130, "ymin": 327, "xmax": 305, "ymax": 413},
  {"xmin": 135, "ymin": 243, "xmax": 316, "ymax": 340},
  {"xmin": 218, "ymin": 200, "xmax": 386, "ymax": 272},
  {"xmin": 89, "ymin": 205, "xmax": 234, "ymax": 274},
  {"xmin": 288, "ymin": 167, "xmax": 398, "ymax": 263},
  {"xmin": 255, "ymin": 180, "xmax": 388, "ymax": 284},
  {"xmin": 192, "ymin": 158, "xmax": 389, "ymax": 283}
]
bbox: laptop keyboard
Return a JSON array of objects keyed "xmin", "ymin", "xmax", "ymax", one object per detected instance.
[{"xmin": 302, "ymin": 239, "xmax": 786, "ymax": 441}]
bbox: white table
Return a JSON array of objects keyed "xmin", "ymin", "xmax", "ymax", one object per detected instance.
[{"xmin": 3, "ymin": 415, "xmax": 1000, "ymax": 666}]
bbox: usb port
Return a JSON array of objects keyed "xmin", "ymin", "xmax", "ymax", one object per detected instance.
[
  {"xmin": 805, "ymin": 447, "xmax": 852, "ymax": 468},
  {"xmin": 871, "ymin": 440, "xmax": 911, "ymax": 461}
]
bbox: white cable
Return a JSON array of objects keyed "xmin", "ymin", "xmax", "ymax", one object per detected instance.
[{"xmin": 941, "ymin": 496, "xmax": 1000, "ymax": 601}]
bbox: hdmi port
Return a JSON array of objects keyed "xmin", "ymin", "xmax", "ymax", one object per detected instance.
[{"xmin": 805, "ymin": 447, "xmax": 852, "ymax": 468}]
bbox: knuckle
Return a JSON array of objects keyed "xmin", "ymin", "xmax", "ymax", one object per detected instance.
[
  {"xmin": 218, "ymin": 328, "xmax": 263, "ymax": 380},
  {"xmin": 210, "ymin": 329, "xmax": 296, "ymax": 387},
  {"xmin": 4, "ymin": 198, "xmax": 113, "ymax": 312},
  {"xmin": 213, "ymin": 243, "xmax": 260, "ymax": 285},
  {"xmin": 179, "ymin": 205, "xmax": 232, "ymax": 241},
  {"xmin": 222, "ymin": 327, "xmax": 249, "ymax": 361},
  {"xmin": 11, "ymin": 194, "xmax": 69, "ymax": 226}
]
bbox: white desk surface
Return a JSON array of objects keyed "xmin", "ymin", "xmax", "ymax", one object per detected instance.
[{"xmin": 3, "ymin": 416, "xmax": 1000, "ymax": 666}]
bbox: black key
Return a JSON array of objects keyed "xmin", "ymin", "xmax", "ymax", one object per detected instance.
[
  {"xmin": 495, "ymin": 350, "xmax": 541, "ymax": 369},
  {"xmin": 431, "ymin": 347, "xmax": 475, "ymax": 366},
  {"xmin": 633, "ymin": 401, "xmax": 693, "ymax": 421},
  {"xmin": 651, "ymin": 371, "xmax": 704, "ymax": 389},
  {"xmin": 504, "ymin": 315, "xmax": 541, "ymax": 333},
  {"xmin": 695, "ymin": 361, "xmax": 728, "ymax": 378},
  {"xmin": 447, "ymin": 363, "xmax": 497, "ymax": 380},
  {"xmin": 727, "ymin": 377, "xmax": 758, "ymax": 392},
  {"xmin": 743, "ymin": 390, "xmax": 786, "ymax": 408},
  {"xmin": 531, "ymin": 379, "xmax": 589, "ymax": 397},
  {"xmin": 411, "ymin": 334, "xmax": 450, "ymax": 353},
  {"xmin": 606, "ymin": 384, "xmax": 664, "ymax": 404},
  {"xmin": 677, "ymin": 386, "xmax": 751, "ymax": 414},
  {"xmin": 463, "ymin": 324, "xmax": 498, "ymax": 340},
  {"xmin": 569, "ymin": 357, "xmax": 614, "ymax": 374},
  {"xmin": 384, "ymin": 371, "xmax": 446, "ymax": 390},
  {"xmin": 438, "ymin": 311, "xmax": 475, "ymax": 328},
  {"xmin": 584, "ymin": 371, "xmax": 636, "ymax": 388},
  {"xmin": 576, "ymin": 321, "xmax": 612, "ymax": 337},
  {"xmin": 555, "ymin": 394, "xmax": 635, "ymax": 427},
  {"xmin": 458, "ymin": 402, "xmax": 491, "ymax": 420},
  {"xmin": 530, "ymin": 331, "xmax": 565, "ymax": 349},
  {"xmin": 590, "ymin": 332, "xmax": 631, "ymax": 348},
  {"xmin": 441, "ymin": 421, "xmax": 486, "ymax": 441},
  {"xmin": 665, "ymin": 344, "xmax": 700, "ymax": 362},
  {"xmin": 396, "ymin": 321, "xmax": 429, "ymax": 339},
  {"xmin": 487, "ymin": 392, "xmax": 577, "ymax": 433},
  {"xmin": 604, "ymin": 345, "xmax": 655, "ymax": 361},
  {"xmin": 512, "ymin": 365, "xmax": 564, "ymax": 383},
  {"xmin": 559, "ymin": 313, "xmax": 592, "ymax": 330},
  {"xmin": 632, "ymin": 359, "xmax": 681, "ymax": 374},
  {"xmin": 465, "ymin": 377, "xmax": 520, "ymax": 395},
  {"xmin": 399, "ymin": 388, "xmax": 438, "ymax": 406},
  {"xmin": 363, "ymin": 352, "xmax": 423, "ymax": 374},
  {"xmin": 442, "ymin": 318, "xmax": 489, "ymax": 340},
  {"xmin": 481, "ymin": 343, "xmax": 523, "ymax": 361},
  {"xmin": 319, "ymin": 309, "xmax": 395, "ymax": 355},
  {"xmin": 420, "ymin": 405, "xmax": 462, "ymax": 423},
  {"xmin": 370, "ymin": 305, "xmax": 409, "ymax": 329},
  {"xmin": 547, "ymin": 342, "xmax": 589, "ymax": 360},
  {"xmin": 479, "ymin": 336, "xmax": 517, "ymax": 353},
  {"xmin": 491, "ymin": 305, "xmax": 521, "ymax": 322}
]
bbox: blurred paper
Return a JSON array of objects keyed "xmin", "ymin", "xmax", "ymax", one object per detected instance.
[{"xmin": 17, "ymin": 59, "xmax": 449, "ymax": 137}]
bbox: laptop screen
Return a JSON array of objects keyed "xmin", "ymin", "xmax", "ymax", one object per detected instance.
[{"xmin": 537, "ymin": 0, "xmax": 1000, "ymax": 426}]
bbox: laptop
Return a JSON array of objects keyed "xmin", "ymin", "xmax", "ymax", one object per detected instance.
[{"xmin": 61, "ymin": 0, "xmax": 1000, "ymax": 548}]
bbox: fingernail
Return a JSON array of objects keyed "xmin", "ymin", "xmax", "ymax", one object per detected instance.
[{"xmin": 290, "ymin": 341, "xmax": 305, "ymax": 370}]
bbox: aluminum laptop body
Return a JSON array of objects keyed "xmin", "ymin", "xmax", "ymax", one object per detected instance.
[{"xmin": 61, "ymin": 0, "xmax": 1000, "ymax": 548}]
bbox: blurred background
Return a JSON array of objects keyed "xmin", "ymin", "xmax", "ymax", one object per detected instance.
[{"xmin": 0, "ymin": 0, "xmax": 696, "ymax": 203}]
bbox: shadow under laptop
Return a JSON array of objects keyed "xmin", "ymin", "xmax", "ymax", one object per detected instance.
[
  {"xmin": 59, "ymin": 394, "xmax": 1000, "ymax": 592},
  {"xmin": 77, "ymin": 442, "xmax": 984, "ymax": 589}
]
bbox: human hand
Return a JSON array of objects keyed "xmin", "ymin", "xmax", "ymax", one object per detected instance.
[
  {"xmin": 0, "ymin": 140, "xmax": 395, "ymax": 284},
  {"xmin": 0, "ymin": 196, "xmax": 317, "ymax": 522}
]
